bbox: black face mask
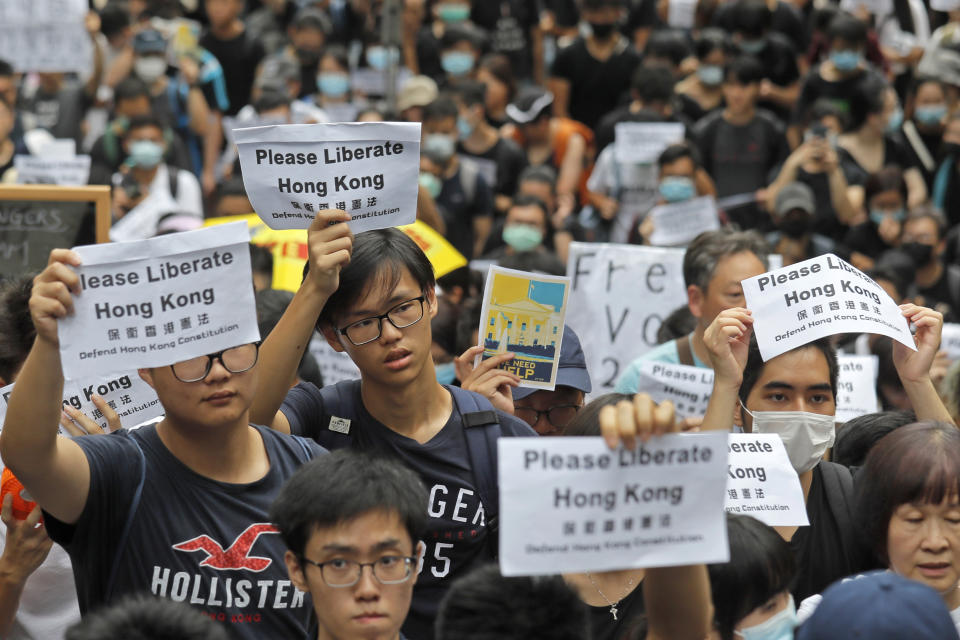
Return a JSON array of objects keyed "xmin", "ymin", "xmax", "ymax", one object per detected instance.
[
  {"xmin": 901, "ymin": 241, "xmax": 934, "ymax": 267},
  {"xmin": 780, "ymin": 212, "xmax": 812, "ymax": 239},
  {"xmin": 589, "ymin": 21, "xmax": 618, "ymax": 39},
  {"xmin": 941, "ymin": 142, "xmax": 960, "ymax": 159}
]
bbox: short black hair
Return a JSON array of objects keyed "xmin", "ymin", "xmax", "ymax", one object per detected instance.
[
  {"xmin": 725, "ymin": 56, "xmax": 764, "ymax": 85},
  {"xmin": 695, "ymin": 28, "xmax": 732, "ymax": 59},
  {"xmin": 833, "ymin": 409, "xmax": 916, "ymax": 467},
  {"xmin": 518, "ymin": 164, "xmax": 557, "ymax": 188},
  {"xmin": 733, "ymin": 0, "xmax": 773, "ymax": 38},
  {"xmin": 631, "ymin": 66, "xmax": 675, "ymax": 104},
  {"xmin": 856, "ymin": 421, "xmax": 960, "ymax": 563},
  {"xmin": 562, "ymin": 393, "xmax": 632, "ymax": 437},
  {"xmin": 454, "ymin": 296, "xmax": 483, "ymax": 354},
  {"xmin": 457, "ymin": 80, "xmax": 487, "ymax": 109},
  {"xmin": 99, "ymin": 3, "xmax": 132, "ymax": 39},
  {"xmin": 309, "ymin": 228, "xmax": 436, "ymax": 328},
  {"xmin": 509, "ymin": 193, "xmax": 549, "ymax": 221},
  {"xmin": 827, "ymin": 13, "xmax": 868, "ymax": 47},
  {"xmin": 423, "ymin": 94, "xmax": 460, "ymax": 124},
  {"xmin": 708, "ymin": 514, "xmax": 796, "ymax": 640},
  {"xmin": 658, "ymin": 142, "xmax": 701, "ymax": 170},
  {"xmin": 440, "ymin": 23, "xmax": 485, "ymax": 50},
  {"xmin": 645, "ymin": 30, "xmax": 692, "ymax": 67},
  {"xmin": 249, "ymin": 243, "xmax": 273, "ymax": 279},
  {"xmin": 435, "ymin": 565, "xmax": 590, "ymax": 640},
  {"xmin": 0, "ymin": 59, "xmax": 13, "ymax": 77},
  {"xmin": 739, "ymin": 335, "xmax": 839, "ymax": 407},
  {"xmin": 124, "ymin": 114, "xmax": 166, "ymax": 138},
  {"xmin": 498, "ymin": 251, "xmax": 565, "ymax": 276},
  {"xmin": 0, "ymin": 275, "xmax": 35, "ymax": 383},
  {"xmin": 864, "ymin": 166, "xmax": 907, "ymax": 206},
  {"xmin": 114, "ymin": 77, "xmax": 151, "ymax": 103},
  {"xmin": 65, "ymin": 594, "xmax": 229, "ymax": 640},
  {"xmin": 657, "ymin": 305, "xmax": 697, "ymax": 344},
  {"xmin": 271, "ymin": 449, "xmax": 428, "ymax": 558}
]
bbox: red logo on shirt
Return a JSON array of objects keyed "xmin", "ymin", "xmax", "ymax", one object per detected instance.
[{"xmin": 172, "ymin": 523, "xmax": 279, "ymax": 572}]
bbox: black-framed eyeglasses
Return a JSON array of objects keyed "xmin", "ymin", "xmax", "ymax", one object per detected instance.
[
  {"xmin": 514, "ymin": 404, "xmax": 582, "ymax": 428},
  {"xmin": 169, "ymin": 342, "xmax": 261, "ymax": 383},
  {"xmin": 337, "ymin": 296, "xmax": 426, "ymax": 346},
  {"xmin": 300, "ymin": 555, "xmax": 417, "ymax": 588}
]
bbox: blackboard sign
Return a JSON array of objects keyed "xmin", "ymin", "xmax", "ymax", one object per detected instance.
[{"xmin": 0, "ymin": 185, "xmax": 110, "ymax": 278}]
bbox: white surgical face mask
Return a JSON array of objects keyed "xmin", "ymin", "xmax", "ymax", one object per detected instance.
[
  {"xmin": 743, "ymin": 404, "xmax": 835, "ymax": 474},
  {"xmin": 135, "ymin": 57, "xmax": 167, "ymax": 83},
  {"xmin": 734, "ymin": 595, "xmax": 798, "ymax": 640}
]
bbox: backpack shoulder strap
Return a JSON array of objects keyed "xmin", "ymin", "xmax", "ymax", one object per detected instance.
[
  {"xmin": 105, "ymin": 433, "xmax": 147, "ymax": 601},
  {"xmin": 676, "ymin": 334, "xmax": 695, "ymax": 367},
  {"xmin": 167, "ymin": 167, "xmax": 179, "ymax": 200},
  {"xmin": 819, "ymin": 462, "xmax": 857, "ymax": 559},
  {"xmin": 946, "ymin": 265, "xmax": 960, "ymax": 309}
]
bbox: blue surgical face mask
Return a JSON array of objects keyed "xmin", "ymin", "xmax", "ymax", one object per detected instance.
[
  {"xmin": 830, "ymin": 49, "xmax": 861, "ymax": 72},
  {"xmin": 659, "ymin": 176, "xmax": 696, "ymax": 203},
  {"xmin": 915, "ymin": 104, "xmax": 947, "ymax": 126},
  {"xmin": 457, "ymin": 116, "xmax": 474, "ymax": 139},
  {"xmin": 698, "ymin": 64, "xmax": 724, "ymax": 86},
  {"xmin": 870, "ymin": 208, "xmax": 906, "ymax": 226},
  {"xmin": 423, "ymin": 133, "xmax": 456, "ymax": 162},
  {"xmin": 441, "ymin": 51, "xmax": 475, "ymax": 76},
  {"xmin": 317, "ymin": 72, "xmax": 349, "ymax": 97},
  {"xmin": 739, "ymin": 38, "xmax": 766, "ymax": 54},
  {"xmin": 366, "ymin": 45, "xmax": 398, "ymax": 71},
  {"xmin": 734, "ymin": 595, "xmax": 798, "ymax": 640},
  {"xmin": 128, "ymin": 139, "xmax": 164, "ymax": 168},
  {"xmin": 436, "ymin": 361, "xmax": 457, "ymax": 385},
  {"xmin": 886, "ymin": 106, "xmax": 903, "ymax": 133},
  {"xmin": 437, "ymin": 3, "xmax": 470, "ymax": 23},
  {"xmin": 419, "ymin": 171, "xmax": 442, "ymax": 198}
]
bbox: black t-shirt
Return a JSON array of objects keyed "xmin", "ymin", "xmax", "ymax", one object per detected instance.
[
  {"xmin": 837, "ymin": 134, "xmax": 918, "ymax": 175},
  {"xmin": 789, "ymin": 462, "xmax": 874, "ymax": 602},
  {"xmin": 199, "ymin": 30, "xmax": 266, "ymax": 116},
  {"xmin": 471, "ymin": 1, "xmax": 539, "ymax": 79},
  {"xmin": 436, "ymin": 158, "xmax": 495, "ymax": 259},
  {"xmin": 416, "ymin": 26, "xmax": 444, "ymax": 83},
  {"xmin": 550, "ymin": 36, "xmax": 642, "ymax": 130},
  {"xmin": 44, "ymin": 424, "xmax": 323, "ymax": 639},
  {"xmin": 843, "ymin": 221, "xmax": 892, "ymax": 260},
  {"xmin": 794, "ymin": 161, "xmax": 866, "ymax": 242},
  {"xmin": 913, "ymin": 265, "xmax": 960, "ymax": 323},
  {"xmin": 742, "ymin": 34, "xmax": 799, "ymax": 121},
  {"xmin": 280, "ymin": 380, "xmax": 535, "ymax": 640},
  {"xmin": 588, "ymin": 581, "xmax": 646, "ymax": 640},
  {"xmin": 20, "ymin": 83, "xmax": 89, "ymax": 145},
  {"xmin": 458, "ymin": 136, "xmax": 528, "ymax": 199},
  {"xmin": 793, "ymin": 66, "xmax": 885, "ymax": 125}
]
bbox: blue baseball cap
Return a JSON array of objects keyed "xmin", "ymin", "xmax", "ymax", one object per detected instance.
[
  {"xmin": 796, "ymin": 572, "xmax": 959, "ymax": 640},
  {"xmin": 513, "ymin": 326, "xmax": 592, "ymax": 400},
  {"xmin": 133, "ymin": 30, "xmax": 167, "ymax": 55}
]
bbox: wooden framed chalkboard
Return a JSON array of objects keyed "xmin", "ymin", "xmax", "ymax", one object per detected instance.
[{"xmin": 0, "ymin": 185, "xmax": 110, "ymax": 278}]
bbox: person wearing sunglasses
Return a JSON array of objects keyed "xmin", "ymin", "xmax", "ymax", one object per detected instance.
[
  {"xmin": 272, "ymin": 449, "xmax": 428, "ymax": 640},
  {"xmin": 1, "ymin": 248, "xmax": 325, "ymax": 639}
]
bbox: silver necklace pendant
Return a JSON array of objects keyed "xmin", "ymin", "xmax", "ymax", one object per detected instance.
[{"xmin": 609, "ymin": 604, "xmax": 618, "ymax": 621}]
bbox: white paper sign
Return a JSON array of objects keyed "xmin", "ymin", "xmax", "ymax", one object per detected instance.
[
  {"xmin": 498, "ymin": 435, "xmax": 730, "ymax": 575},
  {"xmin": 633, "ymin": 361, "xmax": 714, "ymax": 418},
  {"xmin": 724, "ymin": 434, "xmax": 809, "ymax": 527},
  {"xmin": 835, "ymin": 355, "xmax": 880, "ymax": 422},
  {"xmin": 614, "ymin": 123, "xmax": 685, "ymax": 164},
  {"xmin": 741, "ymin": 254, "xmax": 915, "ymax": 362},
  {"xmin": 648, "ymin": 196, "xmax": 720, "ymax": 247},
  {"xmin": 941, "ymin": 323, "xmax": 960, "ymax": 361},
  {"xmin": 931, "ymin": 0, "xmax": 960, "ymax": 11},
  {"xmin": 15, "ymin": 155, "xmax": 91, "ymax": 186},
  {"xmin": 566, "ymin": 243, "xmax": 688, "ymax": 393},
  {"xmin": 668, "ymin": 0, "xmax": 698, "ymax": 28},
  {"xmin": 0, "ymin": 0, "xmax": 93, "ymax": 73},
  {"xmin": 234, "ymin": 122, "xmax": 421, "ymax": 232},
  {"xmin": 0, "ymin": 373, "xmax": 162, "ymax": 437},
  {"xmin": 309, "ymin": 335, "xmax": 360, "ymax": 386},
  {"xmin": 58, "ymin": 223, "xmax": 260, "ymax": 379}
]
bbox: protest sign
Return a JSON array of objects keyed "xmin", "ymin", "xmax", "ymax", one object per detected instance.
[
  {"xmin": 477, "ymin": 266, "xmax": 570, "ymax": 390},
  {"xmin": 648, "ymin": 196, "xmax": 720, "ymax": 247},
  {"xmin": 667, "ymin": 0, "xmax": 698, "ymax": 29},
  {"xmin": 614, "ymin": 122, "xmax": 685, "ymax": 164},
  {"xmin": 309, "ymin": 336, "xmax": 361, "ymax": 386},
  {"xmin": 724, "ymin": 434, "xmax": 809, "ymax": 527},
  {"xmin": 0, "ymin": 185, "xmax": 110, "ymax": 278},
  {"xmin": 398, "ymin": 220, "xmax": 467, "ymax": 278},
  {"xmin": 835, "ymin": 355, "xmax": 880, "ymax": 423},
  {"xmin": 633, "ymin": 361, "xmax": 714, "ymax": 418},
  {"xmin": 498, "ymin": 434, "xmax": 729, "ymax": 575},
  {"xmin": 566, "ymin": 243, "xmax": 688, "ymax": 392},
  {"xmin": 234, "ymin": 122, "xmax": 421, "ymax": 232},
  {"xmin": 742, "ymin": 254, "xmax": 914, "ymax": 362},
  {"xmin": 0, "ymin": 1, "xmax": 93, "ymax": 73},
  {"xmin": 15, "ymin": 155, "xmax": 91, "ymax": 186},
  {"xmin": 941, "ymin": 323, "xmax": 960, "ymax": 361},
  {"xmin": 57, "ymin": 222, "xmax": 260, "ymax": 379},
  {"xmin": 0, "ymin": 373, "xmax": 162, "ymax": 437}
]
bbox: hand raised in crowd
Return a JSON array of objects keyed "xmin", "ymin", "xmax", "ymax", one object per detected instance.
[
  {"xmin": 29, "ymin": 250, "xmax": 82, "ymax": 347},
  {"xmin": 598, "ymin": 393, "xmax": 676, "ymax": 450},
  {"xmin": 893, "ymin": 303, "xmax": 943, "ymax": 384},
  {"xmin": 454, "ymin": 347, "xmax": 521, "ymax": 415},
  {"xmin": 306, "ymin": 210, "xmax": 354, "ymax": 300},
  {"xmin": 702, "ymin": 307, "xmax": 753, "ymax": 387},
  {"xmin": 876, "ymin": 214, "xmax": 902, "ymax": 247},
  {"xmin": 0, "ymin": 495, "xmax": 53, "ymax": 585},
  {"xmin": 59, "ymin": 395, "xmax": 121, "ymax": 436}
]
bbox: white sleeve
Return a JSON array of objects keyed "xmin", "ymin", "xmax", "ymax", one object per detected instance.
[
  {"xmin": 909, "ymin": 0, "xmax": 931, "ymax": 42},
  {"xmin": 174, "ymin": 170, "xmax": 204, "ymax": 218},
  {"xmin": 796, "ymin": 593, "xmax": 822, "ymax": 624}
]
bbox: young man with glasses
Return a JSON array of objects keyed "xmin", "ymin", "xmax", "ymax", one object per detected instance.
[
  {"xmin": 250, "ymin": 211, "xmax": 536, "ymax": 640},
  {"xmin": 0, "ymin": 249, "xmax": 324, "ymax": 638},
  {"xmin": 272, "ymin": 449, "xmax": 428, "ymax": 640}
]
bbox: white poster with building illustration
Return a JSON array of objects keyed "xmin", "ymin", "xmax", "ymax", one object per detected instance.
[{"xmin": 476, "ymin": 266, "xmax": 571, "ymax": 391}]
